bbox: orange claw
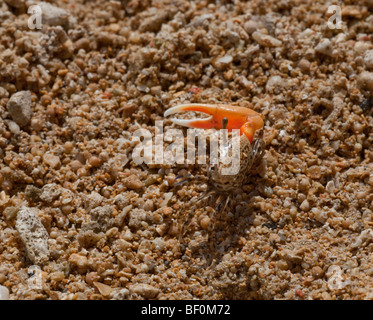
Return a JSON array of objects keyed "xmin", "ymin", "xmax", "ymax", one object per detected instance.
[{"xmin": 164, "ymin": 103, "xmax": 264, "ymax": 142}]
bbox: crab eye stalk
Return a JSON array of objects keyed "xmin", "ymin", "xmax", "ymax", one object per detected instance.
[{"xmin": 222, "ymin": 117, "xmax": 228, "ymax": 130}]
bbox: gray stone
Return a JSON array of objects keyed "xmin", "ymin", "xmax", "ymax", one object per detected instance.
[
  {"xmin": 38, "ymin": 2, "xmax": 69, "ymax": 27},
  {"xmin": 15, "ymin": 207, "xmax": 50, "ymax": 265},
  {"xmin": 6, "ymin": 91, "xmax": 32, "ymax": 126}
]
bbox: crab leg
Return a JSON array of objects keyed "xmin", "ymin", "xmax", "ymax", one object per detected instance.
[{"xmin": 164, "ymin": 103, "xmax": 264, "ymax": 142}]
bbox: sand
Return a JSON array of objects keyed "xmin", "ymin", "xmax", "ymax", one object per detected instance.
[{"xmin": 0, "ymin": 0, "xmax": 372, "ymax": 300}]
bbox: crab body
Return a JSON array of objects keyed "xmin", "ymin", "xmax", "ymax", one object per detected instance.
[
  {"xmin": 208, "ymin": 134, "xmax": 254, "ymax": 193},
  {"xmin": 165, "ymin": 103, "xmax": 264, "ymax": 194}
]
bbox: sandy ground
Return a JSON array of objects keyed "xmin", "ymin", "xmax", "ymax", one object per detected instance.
[{"xmin": 0, "ymin": 0, "xmax": 372, "ymax": 300}]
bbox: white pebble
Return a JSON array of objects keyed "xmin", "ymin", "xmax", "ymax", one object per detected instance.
[
  {"xmin": 129, "ymin": 283, "xmax": 160, "ymax": 299},
  {"xmin": 6, "ymin": 90, "xmax": 32, "ymax": 126},
  {"xmin": 300, "ymin": 199, "xmax": 310, "ymax": 211},
  {"xmin": 244, "ymin": 20, "xmax": 259, "ymax": 34},
  {"xmin": 354, "ymin": 143, "xmax": 362, "ymax": 153},
  {"xmin": 217, "ymin": 55, "xmax": 233, "ymax": 64},
  {"xmin": 364, "ymin": 50, "xmax": 373, "ymax": 69},
  {"xmin": 312, "ymin": 207, "xmax": 328, "ymax": 223},
  {"xmin": 160, "ymin": 192, "xmax": 173, "ymax": 207},
  {"xmin": 43, "ymin": 153, "xmax": 61, "ymax": 169},
  {"xmin": 266, "ymin": 76, "xmax": 284, "ymax": 94},
  {"xmin": 357, "ymin": 71, "xmax": 373, "ymax": 91},
  {"xmin": 0, "ymin": 285, "xmax": 9, "ymax": 300},
  {"xmin": 252, "ymin": 31, "xmax": 282, "ymax": 47},
  {"xmin": 5, "ymin": 120, "xmax": 20, "ymax": 134},
  {"xmin": 325, "ymin": 180, "xmax": 336, "ymax": 194},
  {"xmin": 15, "ymin": 206, "xmax": 50, "ymax": 265},
  {"xmin": 213, "ymin": 55, "xmax": 233, "ymax": 70},
  {"xmin": 315, "ymin": 38, "xmax": 333, "ymax": 56}
]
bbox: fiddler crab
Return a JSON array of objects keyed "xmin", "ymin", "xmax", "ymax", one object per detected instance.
[{"xmin": 164, "ymin": 103, "xmax": 265, "ymax": 213}]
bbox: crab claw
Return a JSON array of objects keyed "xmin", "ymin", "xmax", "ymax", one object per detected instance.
[{"xmin": 164, "ymin": 103, "xmax": 263, "ymax": 142}]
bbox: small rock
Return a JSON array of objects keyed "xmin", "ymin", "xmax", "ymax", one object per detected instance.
[
  {"xmin": 125, "ymin": 174, "xmax": 145, "ymax": 190},
  {"xmin": 50, "ymin": 271, "xmax": 65, "ymax": 282},
  {"xmin": 269, "ymin": 233, "xmax": 281, "ymax": 245},
  {"xmin": 3, "ymin": 206, "xmax": 18, "ymax": 220},
  {"xmin": 364, "ymin": 50, "xmax": 373, "ymax": 69},
  {"xmin": 297, "ymin": 58, "xmax": 311, "ymax": 73},
  {"xmin": 213, "ymin": 55, "xmax": 233, "ymax": 70},
  {"xmin": 6, "ymin": 91, "xmax": 33, "ymax": 127},
  {"xmin": 88, "ymin": 156, "xmax": 102, "ymax": 167},
  {"xmin": 266, "ymin": 76, "xmax": 283, "ymax": 94},
  {"xmin": 43, "ymin": 153, "xmax": 61, "ymax": 169},
  {"xmin": 0, "ymin": 87, "xmax": 9, "ymax": 99},
  {"xmin": 90, "ymin": 205, "xmax": 113, "ymax": 230},
  {"xmin": 199, "ymin": 216, "xmax": 210, "ymax": 230},
  {"xmin": 111, "ymin": 288, "xmax": 130, "ymax": 300},
  {"xmin": 128, "ymin": 208, "xmax": 147, "ymax": 229},
  {"xmin": 113, "ymin": 194, "xmax": 130, "ymax": 209},
  {"xmin": 252, "ymin": 31, "xmax": 282, "ymax": 47},
  {"xmin": 325, "ymin": 180, "xmax": 336, "ymax": 194},
  {"xmin": 311, "ymin": 266, "xmax": 324, "ymax": 279},
  {"xmin": 138, "ymin": 10, "xmax": 171, "ymax": 33},
  {"xmin": 354, "ymin": 41, "xmax": 371, "ymax": 55},
  {"xmin": 307, "ymin": 165, "xmax": 321, "ymax": 179},
  {"xmin": 15, "ymin": 206, "xmax": 50, "ymax": 265},
  {"xmin": 160, "ymin": 192, "xmax": 173, "ymax": 208},
  {"xmin": 40, "ymin": 95, "xmax": 52, "ymax": 106},
  {"xmin": 277, "ymin": 260, "xmax": 289, "ymax": 270},
  {"xmin": 63, "ymin": 141, "xmax": 74, "ymax": 153},
  {"xmin": 244, "ymin": 20, "xmax": 259, "ymax": 34},
  {"xmin": 69, "ymin": 160, "xmax": 83, "ymax": 172},
  {"xmin": 351, "ymin": 229, "xmax": 373, "ymax": 249},
  {"xmin": 354, "ymin": 143, "xmax": 362, "ymax": 153},
  {"xmin": 341, "ymin": 6, "xmax": 363, "ymax": 19},
  {"xmin": 312, "ymin": 208, "xmax": 328, "ymax": 223},
  {"xmin": 299, "ymin": 177, "xmax": 310, "ymax": 191},
  {"xmin": 25, "ymin": 185, "xmax": 42, "ymax": 202},
  {"xmin": 315, "ymin": 38, "xmax": 333, "ymax": 56},
  {"xmin": 129, "ymin": 283, "xmax": 160, "ymax": 299},
  {"xmin": 357, "ymin": 71, "xmax": 373, "ymax": 91},
  {"xmin": 85, "ymin": 272, "xmax": 99, "ymax": 286},
  {"xmin": 85, "ymin": 191, "xmax": 104, "ymax": 209},
  {"xmin": 68, "ymin": 254, "xmax": 88, "ymax": 273},
  {"xmin": 4, "ymin": 0, "xmax": 25, "ymax": 8},
  {"xmin": 112, "ymin": 205, "xmax": 132, "ymax": 227},
  {"xmin": 300, "ymin": 199, "xmax": 310, "ymax": 211},
  {"xmin": 40, "ymin": 184, "xmax": 61, "ymax": 203},
  {"xmin": 5, "ymin": 120, "xmax": 20, "ymax": 135},
  {"xmin": 30, "ymin": 118, "xmax": 43, "ymax": 131},
  {"xmin": 38, "ymin": 2, "xmax": 69, "ymax": 27},
  {"xmin": 0, "ymin": 285, "xmax": 9, "ymax": 300},
  {"xmin": 188, "ymin": 13, "xmax": 214, "ymax": 27},
  {"xmin": 74, "ymin": 38, "xmax": 90, "ymax": 51},
  {"xmin": 326, "ymin": 265, "xmax": 345, "ymax": 290},
  {"xmin": 156, "ymin": 223, "xmax": 168, "ymax": 236},
  {"xmin": 119, "ymin": 103, "xmax": 137, "ymax": 117},
  {"xmin": 93, "ymin": 281, "xmax": 113, "ymax": 297},
  {"xmin": 168, "ymin": 221, "xmax": 179, "ymax": 236},
  {"xmin": 162, "ymin": 206, "xmax": 173, "ymax": 216}
]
